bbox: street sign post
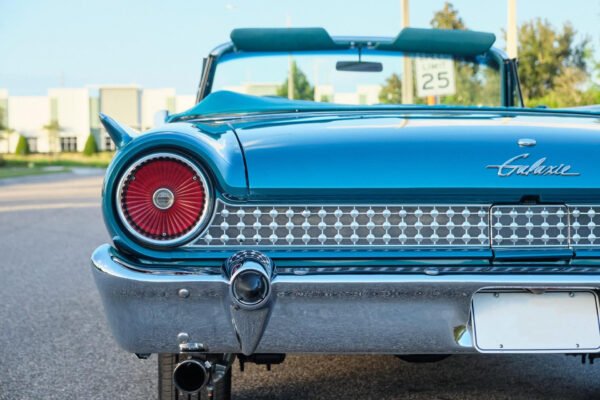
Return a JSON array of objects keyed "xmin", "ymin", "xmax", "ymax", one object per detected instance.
[{"xmin": 415, "ymin": 57, "xmax": 456, "ymax": 99}]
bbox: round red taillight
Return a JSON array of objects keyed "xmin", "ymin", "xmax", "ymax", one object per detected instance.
[{"xmin": 117, "ymin": 153, "xmax": 211, "ymax": 246}]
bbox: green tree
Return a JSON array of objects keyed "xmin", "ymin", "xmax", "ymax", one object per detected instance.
[
  {"xmin": 379, "ymin": 2, "xmax": 470, "ymax": 105},
  {"xmin": 589, "ymin": 59, "xmax": 600, "ymax": 106},
  {"xmin": 277, "ymin": 61, "xmax": 315, "ymax": 100},
  {"xmin": 430, "ymin": 2, "xmax": 466, "ymax": 30},
  {"xmin": 430, "ymin": 3, "xmax": 504, "ymax": 106},
  {"xmin": 526, "ymin": 67, "xmax": 600, "ymax": 108},
  {"xmin": 517, "ymin": 19, "xmax": 590, "ymax": 104},
  {"xmin": 0, "ymin": 107, "xmax": 6, "ymax": 162},
  {"xmin": 15, "ymin": 135, "xmax": 30, "ymax": 155},
  {"xmin": 0, "ymin": 107, "xmax": 5, "ymax": 132},
  {"xmin": 378, "ymin": 73, "xmax": 402, "ymax": 104},
  {"xmin": 83, "ymin": 134, "xmax": 98, "ymax": 156}
]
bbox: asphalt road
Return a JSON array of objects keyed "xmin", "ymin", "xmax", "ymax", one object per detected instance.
[{"xmin": 1, "ymin": 173, "xmax": 600, "ymax": 399}]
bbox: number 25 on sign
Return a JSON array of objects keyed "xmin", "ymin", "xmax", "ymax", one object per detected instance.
[{"xmin": 415, "ymin": 57, "xmax": 456, "ymax": 98}]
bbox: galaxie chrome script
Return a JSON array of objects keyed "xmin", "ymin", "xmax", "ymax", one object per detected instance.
[{"xmin": 486, "ymin": 153, "xmax": 580, "ymax": 177}]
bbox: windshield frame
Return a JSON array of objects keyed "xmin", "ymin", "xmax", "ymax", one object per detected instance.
[{"xmin": 196, "ymin": 40, "xmax": 523, "ymax": 108}]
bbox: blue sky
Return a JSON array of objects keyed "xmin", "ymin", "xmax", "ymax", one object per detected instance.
[{"xmin": 1, "ymin": 0, "xmax": 598, "ymax": 95}]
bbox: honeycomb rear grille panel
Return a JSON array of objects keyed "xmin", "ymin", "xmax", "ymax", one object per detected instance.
[
  {"xmin": 569, "ymin": 206, "xmax": 600, "ymax": 247},
  {"xmin": 189, "ymin": 201, "xmax": 600, "ymax": 250},
  {"xmin": 491, "ymin": 205, "xmax": 569, "ymax": 248},
  {"xmin": 192, "ymin": 201, "xmax": 489, "ymax": 248}
]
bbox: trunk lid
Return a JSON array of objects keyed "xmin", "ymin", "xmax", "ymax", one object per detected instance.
[{"xmin": 232, "ymin": 112, "xmax": 600, "ymax": 202}]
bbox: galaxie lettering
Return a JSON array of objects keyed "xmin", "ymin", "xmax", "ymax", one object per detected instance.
[{"xmin": 486, "ymin": 153, "xmax": 580, "ymax": 177}]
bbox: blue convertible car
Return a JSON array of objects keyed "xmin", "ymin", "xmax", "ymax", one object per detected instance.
[{"xmin": 91, "ymin": 27, "xmax": 600, "ymax": 399}]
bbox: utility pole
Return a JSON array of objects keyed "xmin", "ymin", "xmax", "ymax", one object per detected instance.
[
  {"xmin": 401, "ymin": 0, "xmax": 413, "ymax": 104},
  {"xmin": 507, "ymin": 0, "xmax": 518, "ymax": 58},
  {"xmin": 287, "ymin": 15, "xmax": 294, "ymax": 100}
]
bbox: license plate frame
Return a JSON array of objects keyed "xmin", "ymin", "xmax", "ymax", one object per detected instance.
[{"xmin": 471, "ymin": 291, "xmax": 600, "ymax": 353}]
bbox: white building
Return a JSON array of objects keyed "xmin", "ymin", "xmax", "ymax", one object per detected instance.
[
  {"xmin": 0, "ymin": 89, "xmax": 11, "ymax": 153},
  {"xmin": 175, "ymin": 95, "xmax": 196, "ymax": 113},
  {"xmin": 141, "ymin": 88, "xmax": 176, "ymax": 130},
  {"xmin": 222, "ymin": 83, "xmax": 279, "ymax": 97},
  {"xmin": 0, "ymin": 89, "xmax": 7, "ymax": 125},
  {"xmin": 0, "ymin": 85, "xmax": 200, "ymax": 154},
  {"xmin": 0, "ymin": 82, "xmax": 386, "ymax": 154},
  {"xmin": 315, "ymin": 84, "xmax": 381, "ymax": 105},
  {"xmin": 98, "ymin": 85, "xmax": 141, "ymax": 151},
  {"xmin": 1, "ymin": 88, "xmax": 97, "ymax": 153},
  {"xmin": 48, "ymin": 88, "xmax": 92, "ymax": 152},
  {"xmin": 355, "ymin": 85, "xmax": 382, "ymax": 105},
  {"xmin": 314, "ymin": 85, "xmax": 334, "ymax": 102},
  {"xmin": 6, "ymin": 95, "xmax": 50, "ymax": 153},
  {"xmin": 0, "ymin": 81, "xmax": 382, "ymax": 154}
]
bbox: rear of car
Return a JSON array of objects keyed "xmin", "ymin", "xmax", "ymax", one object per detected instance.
[{"xmin": 90, "ymin": 27, "xmax": 600, "ymax": 399}]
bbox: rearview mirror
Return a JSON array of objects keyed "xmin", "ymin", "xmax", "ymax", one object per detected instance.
[{"xmin": 336, "ymin": 61, "xmax": 383, "ymax": 72}]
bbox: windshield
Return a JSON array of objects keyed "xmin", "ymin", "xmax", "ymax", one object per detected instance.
[{"xmin": 211, "ymin": 50, "xmax": 503, "ymax": 107}]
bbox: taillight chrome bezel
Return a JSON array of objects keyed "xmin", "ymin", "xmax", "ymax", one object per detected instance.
[{"xmin": 115, "ymin": 152, "xmax": 212, "ymax": 247}]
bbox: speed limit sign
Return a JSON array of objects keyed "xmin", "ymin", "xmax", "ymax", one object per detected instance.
[{"xmin": 415, "ymin": 57, "xmax": 456, "ymax": 98}]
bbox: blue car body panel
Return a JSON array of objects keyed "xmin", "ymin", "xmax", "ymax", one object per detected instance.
[
  {"xmin": 99, "ymin": 103, "xmax": 600, "ymax": 261},
  {"xmin": 232, "ymin": 111, "xmax": 600, "ymax": 197}
]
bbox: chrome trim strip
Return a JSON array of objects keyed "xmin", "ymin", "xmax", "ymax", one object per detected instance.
[
  {"xmin": 275, "ymin": 265, "xmax": 600, "ymax": 275},
  {"xmin": 517, "ymin": 138, "xmax": 536, "ymax": 147}
]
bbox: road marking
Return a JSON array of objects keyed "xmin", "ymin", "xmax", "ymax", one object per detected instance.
[
  {"xmin": 0, "ymin": 202, "xmax": 99, "ymax": 213},
  {"xmin": 0, "ymin": 190, "xmax": 99, "ymax": 201}
]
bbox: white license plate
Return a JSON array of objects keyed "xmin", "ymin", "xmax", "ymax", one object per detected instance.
[{"xmin": 472, "ymin": 291, "xmax": 600, "ymax": 353}]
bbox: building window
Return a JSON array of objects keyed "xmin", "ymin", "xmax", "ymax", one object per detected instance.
[
  {"xmin": 104, "ymin": 135, "xmax": 115, "ymax": 151},
  {"xmin": 60, "ymin": 137, "xmax": 78, "ymax": 152},
  {"xmin": 27, "ymin": 138, "xmax": 38, "ymax": 153}
]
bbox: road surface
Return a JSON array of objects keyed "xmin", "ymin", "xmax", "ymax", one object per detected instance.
[{"xmin": 1, "ymin": 174, "xmax": 599, "ymax": 399}]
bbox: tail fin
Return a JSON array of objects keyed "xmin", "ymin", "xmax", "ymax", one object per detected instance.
[{"xmin": 99, "ymin": 113, "xmax": 134, "ymax": 149}]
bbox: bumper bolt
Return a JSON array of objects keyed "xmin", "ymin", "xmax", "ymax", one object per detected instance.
[
  {"xmin": 177, "ymin": 332, "xmax": 190, "ymax": 344},
  {"xmin": 178, "ymin": 288, "xmax": 190, "ymax": 298}
]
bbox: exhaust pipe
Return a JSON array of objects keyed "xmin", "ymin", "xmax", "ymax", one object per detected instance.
[
  {"xmin": 226, "ymin": 251, "xmax": 273, "ymax": 310},
  {"xmin": 172, "ymin": 359, "xmax": 209, "ymax": 394}
]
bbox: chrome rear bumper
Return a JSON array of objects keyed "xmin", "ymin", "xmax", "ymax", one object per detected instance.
[{"xmin": 91, "ymin": 244, "xmax": 600, "ymax": 355}]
